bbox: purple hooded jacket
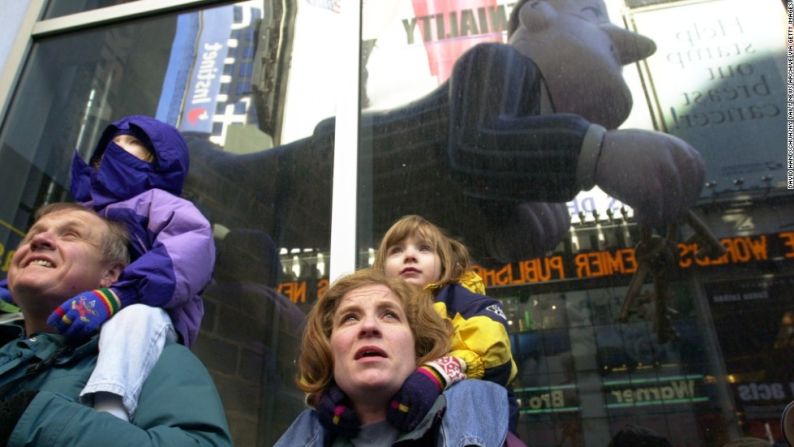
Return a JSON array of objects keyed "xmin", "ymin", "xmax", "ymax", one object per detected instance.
[{"xmin": 70, "ymin": 115, "xmax": 214, "ymax": 347}]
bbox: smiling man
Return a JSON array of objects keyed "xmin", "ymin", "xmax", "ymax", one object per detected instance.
[
  {"xmin": 0, "ymin": 202, "xmax": 231, "ymax": 446},
  {"xmin": 7, "ymin": 204, "xmax": 127, "ymax": 336}
]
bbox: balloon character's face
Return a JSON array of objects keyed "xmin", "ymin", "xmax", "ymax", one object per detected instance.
[{"xmin": 508, "ymin": 0, "xmax": 656, "ymax": 129}]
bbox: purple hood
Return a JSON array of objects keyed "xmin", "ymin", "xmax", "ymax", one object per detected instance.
[{"xmin": 71, "ymin": 115, "xmax": 189, "ymax": 208}]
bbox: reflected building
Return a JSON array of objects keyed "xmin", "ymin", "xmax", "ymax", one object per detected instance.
[{"xmin": 0, "ymin": 0, "xmax": 790, "ymax": 445}]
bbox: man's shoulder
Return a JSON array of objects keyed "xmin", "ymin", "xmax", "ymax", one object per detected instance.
[
  {"xmin": 140, "ymin": 342, "xmax": 216, "ymax": 396},
  {"xmin": 154, "ymin": 342, "xmax": 217, "ymax": 381},
  {"xmin": 159, "ymin": 342, "xmax": 203, "ymax": 366}
]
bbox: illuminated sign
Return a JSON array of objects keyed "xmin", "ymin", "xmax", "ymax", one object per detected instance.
[
  {"xmin": 516, "ymin": 376, "xmax": 711, "ymax": 413},
  {"xmin": 567, "ymin": 188, "xmax": 632, "ymax": 223},
  {"xmin": 604, "ymin": 375, "xmax": 709, "ymax": 409},
  {"xmin": 274, "ymin": 231, "xmax": 794, "ymax": 302},
  {"xmin": 736, "ymin": 382, "xmax": 792, "ymax": 402},
  {"xmin": 277, "ymin": 278, "xmax": 328, "ymax": 304},
  {"xmin": 472, "ymin": 231, "xmax": 794, "ymax": 289},
  {"xmin": 513, "ymin": 384, "xmax": 580, "ymax": 415},
  {"xmin": 732, "ymin": 381, "xmax": 794, "ymax": 420}
]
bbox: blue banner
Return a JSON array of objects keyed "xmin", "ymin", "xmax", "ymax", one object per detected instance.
[{"xmin": 156, "ymin": 6, "xmax": 234, "ymax": 133}]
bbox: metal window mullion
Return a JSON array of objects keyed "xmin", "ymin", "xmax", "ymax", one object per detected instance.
[
  {"xmin": 31, "ymin": 0, "xmax": 231, "ymax": 37},
  {"xmin": 328, "ymin": 0, "xmax": 362, "ymax": 282},
  {"xmin": 0, "ymin": 0, "xmax": 46, "ymax": 129}
]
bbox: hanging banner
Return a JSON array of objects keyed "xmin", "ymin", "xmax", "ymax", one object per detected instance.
[
  {"xmin": 156, "ymin": 6, "xmax": 235, "ymax": 133},
  {"xmin": 409, "ymin": 0, "xmax": 505, "ymax": 83},
  {"xmin": 629, "ymin": 0, "xmax": 787, "ymax": 194}
]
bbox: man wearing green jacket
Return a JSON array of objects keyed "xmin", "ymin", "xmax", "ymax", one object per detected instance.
[{"xmin": 0, "ymin": 202, "xmax": 231, "ymax": 446}]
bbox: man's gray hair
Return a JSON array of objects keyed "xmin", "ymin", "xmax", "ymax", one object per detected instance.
[{"xmin": 34, "ymin": 202, "xmax": 130, "ymax": 266}]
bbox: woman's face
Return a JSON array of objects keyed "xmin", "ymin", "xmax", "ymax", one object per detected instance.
[{"xmin": 330, "ymin": 284, "xmax": 417, "ymax": 406}]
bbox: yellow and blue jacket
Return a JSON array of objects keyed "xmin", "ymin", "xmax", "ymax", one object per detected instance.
[{"xmin": 427, "ymin": 272, "xmax": 517, "ymax": 386}]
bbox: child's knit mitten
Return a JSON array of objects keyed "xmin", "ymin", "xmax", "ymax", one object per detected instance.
[
  {"xmin": 47, "ymin": 288, "xmax": 121, "ymax": 340},
  {"xmin": 387, "ymin": 356, "xmax": 466, "ymax": 432},
  {"xmin": 316, "ymin": 381, "xmax": 361, "ymax": 438}
]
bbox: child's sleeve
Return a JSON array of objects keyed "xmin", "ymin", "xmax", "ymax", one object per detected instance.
[
  {"xmin": 434, "ymin": 286, "xmax": 518, "ymax": 386},
  {"xmin": 110, "ymin": 190, "xmax": 215, "ymax": 310}
]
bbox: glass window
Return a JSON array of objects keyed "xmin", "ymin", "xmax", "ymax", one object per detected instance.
[
  {"xmin": 44, "ymin": 0, "xmax": 141, "ymax": 19},
  {"xmin": 239, "ymin": 63, "xmax": 253, "ymax": 76},
  {"xmin": 357, "ymin": 0, "xmax": 789, "ymax": 445},
  {"xmin": 0, "ymin": 1, "xmax": 335, "ymax": 445},
  {"xmin": 2, "ymin": 0, "xmax": 791, "ymax": 445}
]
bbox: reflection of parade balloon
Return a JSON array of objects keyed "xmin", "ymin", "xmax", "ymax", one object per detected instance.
[{"xmin": 183, "ymin": 0, "xmax": 705, "ymax": 268}]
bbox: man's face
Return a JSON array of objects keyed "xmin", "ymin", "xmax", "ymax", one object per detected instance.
[
  {"xmin": 330, "ymin": 284, "xmax": 417, "ymax": 406},
  {"xmin": 8, "ymin": 209, "xmax": 119, "ymax": 313},
  {"xmin": 508, "ymin": 0, "xmax": 655, "ymax": 128}
]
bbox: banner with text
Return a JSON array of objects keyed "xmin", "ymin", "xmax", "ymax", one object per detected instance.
[{"xmin": 629, "ymin": 0, "xmax": 787, "ymax": 193}]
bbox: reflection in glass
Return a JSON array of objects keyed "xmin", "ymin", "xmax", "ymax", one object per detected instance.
[
  {"xmin": 0, "ymin": 2, "xmax": 335, "ymax": 445},
  {"xmin": 44, "ymin": 0, "xmax": 146, "ymax": 19},
  {"xmin": 0, "ymin": 0, "xmax": 791, "ymax": 445},
  {"xmin": 357, "ymin": 0, "xmax": 790, "ymax": 445}
]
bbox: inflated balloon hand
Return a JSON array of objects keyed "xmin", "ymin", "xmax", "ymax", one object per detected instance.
[
  {"xmin": 596, "ymin": 129, "xmax": 705, "ymax": 227},
  {"xmin": 485, "ymin": 201, "xmax": 571, "ymax": 263}
]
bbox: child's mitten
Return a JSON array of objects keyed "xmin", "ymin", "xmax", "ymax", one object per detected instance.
[
  {"xmin": 387, "ymin": 356, "xmax": 466, "ymax": 432},
  {"xmin": 47, "ymin": 288, "xmax": 121, "ymax": 340}
]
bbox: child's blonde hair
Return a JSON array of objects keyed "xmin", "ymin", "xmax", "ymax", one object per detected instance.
[{"xmin": 373, "ymin": 215, "xmax": 471, "ymax": 287}]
